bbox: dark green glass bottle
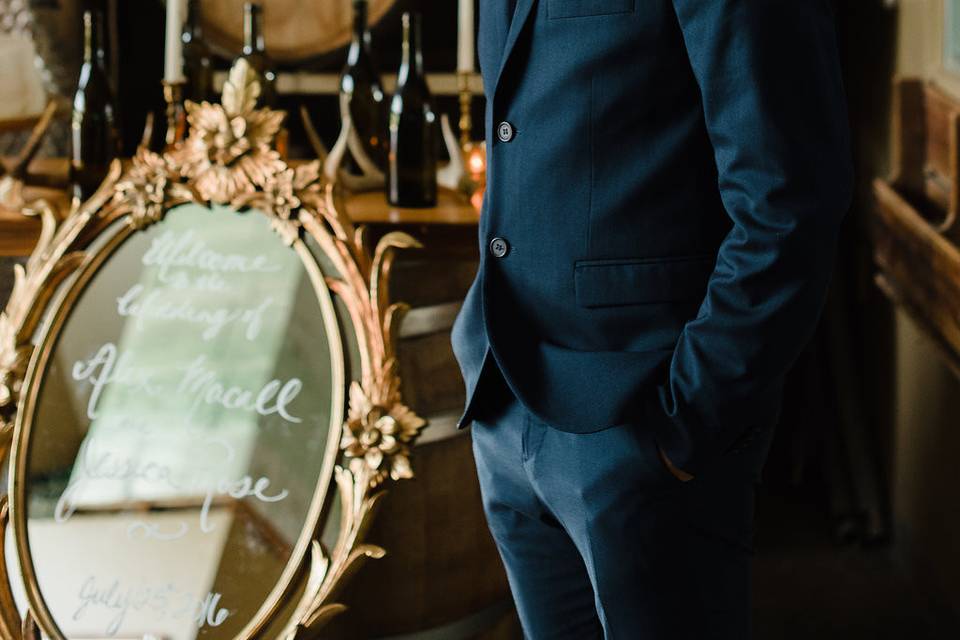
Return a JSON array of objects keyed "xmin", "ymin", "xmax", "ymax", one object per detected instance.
[
  {"xmin": 388, "ymin": 12, "xmax": 437, "ymax": 208},
  {"xmin": 237, "ymin": 2, "xmax": 277, "ymax": 107},
  {"xmin": 340, "ymin": 0, "xmax": 388, "ymax": 171},
  {"xmin": 71, "ymin": 9, "xmax": 119, "ymax": 202},
  {"xmin": 182, "ymin": 0, "xmax": 214, "ymax": 103}
]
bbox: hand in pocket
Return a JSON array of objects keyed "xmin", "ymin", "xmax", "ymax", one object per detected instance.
[{"xmin": 658, "ymin": 444, "xmax": 694, "ymax": 482}]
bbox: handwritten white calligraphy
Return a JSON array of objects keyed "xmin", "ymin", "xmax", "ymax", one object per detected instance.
[
  {"xmin": 116, "ymin": 285, "xmax": 274, "ymax": 341},
  {"xmin": 178, "ymin": 354, "xmax": 303, "ymax": 423},
  {"xmin": 143, "ymin": 229, "xmax": 280, "ymax": 280},
  {"xmin": 71, "ymin": 343, "xmax": 161, "ymax": 420},
  {"xmin": 56, "ymin": 433, "xmax": 289, "ymax": 535},
  {"xmin": 74, "ymin": 575, "xmax": 229, "ymax": 636},
  {"xmin": 71, "ymin": 344, "xmax": 303, "ymax": 425}
]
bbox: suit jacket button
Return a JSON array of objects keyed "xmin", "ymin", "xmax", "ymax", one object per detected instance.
[
  {"xmin": 489, "ymin": 237, "xmax": 510, "ymax": 258},
  {"xmin": 497, "ymin": 121, "xmax": 515, "ymax": 143}
]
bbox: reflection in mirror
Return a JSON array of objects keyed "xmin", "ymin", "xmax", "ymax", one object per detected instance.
[{"xmin": 19, "ymin": 203, "xmax": 341, "ymax": 639}]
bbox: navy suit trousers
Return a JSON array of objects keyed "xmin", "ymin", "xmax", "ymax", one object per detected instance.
[{"xmin": 470, "ymin": 357, "xmax": 758, "ymax": 639}]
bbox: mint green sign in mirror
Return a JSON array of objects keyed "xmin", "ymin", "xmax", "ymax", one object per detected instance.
[{"xmin": 946, "ymin": 0, "xmax": 960, "ymax": 72}]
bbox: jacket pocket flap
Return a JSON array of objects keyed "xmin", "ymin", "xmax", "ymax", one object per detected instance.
[
  {"xmin": 574, "ymin": 254, "xmax": 715, "ymax": 308},
  {"xmin": 547, "ymin": 0, "xmax": 635, "ymax": 19}
]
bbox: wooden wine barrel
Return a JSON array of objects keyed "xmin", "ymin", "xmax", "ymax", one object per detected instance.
[
  {"xmin": 325, "ymin": 418, "xmax": 518, "ymax": 640},
  {"xmin": 321, "ymin": 296, "xmax": 520, "ymax": 640},
  {"xmin": 200, "ymin": 0, "xmax": 397, "ymax": 62}
]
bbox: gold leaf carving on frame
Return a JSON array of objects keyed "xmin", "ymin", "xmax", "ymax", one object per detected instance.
[{"xmin": 171, "ymin": 58, "xmax": 286, "ymax": 204}]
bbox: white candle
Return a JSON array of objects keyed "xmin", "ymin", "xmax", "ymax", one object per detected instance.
[
  {"xmin": 457, "ymin": 0, "xmax": 475, "ymax": 73},
  {"xmin": 164, "ymin": 0, "xmax": 186, "ymax": 83}
]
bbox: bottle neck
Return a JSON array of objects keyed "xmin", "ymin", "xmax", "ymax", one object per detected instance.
[
  {"xmin": 184, "ymin": 0, "xmax": 205, "ymax": 44},
  {"xmin": 400, "ymin": 13, "xmax": 423, "ymax": 78},
  {"xmin": 243, "ymin": 4, "xmax": 265, "ymax": 55},
  {"xmin": 82, "ymin": 10, "xmax": 106, "ymax": 67},
  {"xmin": 352, "ymin": 1, "xmax": 369, "ymax": 45}
]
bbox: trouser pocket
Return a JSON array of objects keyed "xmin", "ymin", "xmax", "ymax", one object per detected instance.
[{"xmin": 520, "ymin": 411, "xmax": 548, "ymax": 463}]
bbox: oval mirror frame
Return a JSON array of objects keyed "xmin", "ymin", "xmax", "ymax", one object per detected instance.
[
  {"xmin": 13, "ymin": 203, "xmax": 346, "ymax": 640},
  {"xmin": 0, "ymin": 59, "xmax": 427, "ymax": 640}
]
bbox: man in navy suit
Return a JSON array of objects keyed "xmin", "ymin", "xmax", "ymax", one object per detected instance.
[{"xmin": 451, "ymin": 0, "xmax": 852, "ymax": 637}]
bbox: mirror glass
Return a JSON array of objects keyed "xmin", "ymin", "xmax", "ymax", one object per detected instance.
[
  {"xmin": 947, "ymin": 0, "xmax": 960, "ymax": 72},
  {"xmin": 19, "ymin": 203, "xmax": 342, "ymax": 639}
]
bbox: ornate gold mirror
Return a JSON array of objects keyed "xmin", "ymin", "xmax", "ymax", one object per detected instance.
[{"xmin": 0, "ymin": 60, "xmax": 425, "ymax": 640}]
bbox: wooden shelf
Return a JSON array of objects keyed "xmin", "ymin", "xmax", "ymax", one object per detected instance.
[
  {"xmin": 0, "ymin": 156, "xmax": 70, "ymax": 188},
  {"xmin": 345, "ymin": 189, "xmax": 479, "ymax": 226},
  {"xmin": 873, "ymin": 177, "xmax": 960, "ymax": 376},
  {"xmin": 0, "ymin": 186, "xmax": 68, "ymax": 257},
  {"xmin": 213, "ymin": 71, "xmax": 485, "ymax": 97},
  {"xmin": 0, "ymin": 161, "xmax": 479, "ymax": 257},
  {"xmin": 872, "ymin": 79, "xmax": 960, "ymax": 375}
]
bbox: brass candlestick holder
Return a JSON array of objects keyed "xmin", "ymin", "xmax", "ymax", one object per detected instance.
[
  {"xmin": 456, "ymin": 69, "xmax": 487, "ymax": 210},
  {"xmin": 162, "ymin": 79, "xmax": 187, "ymax": 147}
]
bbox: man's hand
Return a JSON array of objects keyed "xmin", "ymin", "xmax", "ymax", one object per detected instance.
[{"xmin": 658, "ymin": 444, "xmax": 694, "ymax": 482}]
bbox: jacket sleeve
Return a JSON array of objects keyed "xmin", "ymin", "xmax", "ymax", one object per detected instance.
[{"xmin": 649, "ymin": 0, "xmax": 854, "ymax": 475}]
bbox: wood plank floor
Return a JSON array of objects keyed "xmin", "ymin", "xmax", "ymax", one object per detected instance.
[{"xmin": 753, "ymin": 486, "xmax": 956, "ymax": 640}]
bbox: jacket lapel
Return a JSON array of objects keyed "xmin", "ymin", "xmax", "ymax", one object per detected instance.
[{"xmin": 491, "ymin": 0, "xmax": 538, "ymax": 100}]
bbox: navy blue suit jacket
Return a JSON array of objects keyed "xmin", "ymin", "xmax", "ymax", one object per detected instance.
[{"xmin": 451, "ymin": 0, "xmax": 853, "ymax": 477}]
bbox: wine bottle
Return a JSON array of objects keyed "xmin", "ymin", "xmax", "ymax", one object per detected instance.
[
  {"xmin": 237, "ymin": 2, "xmax": 277, "ymax": 107},
  {"xmin": 340, "ymin": 0, "xmax": 388, "ymax": 171},
  {"xmin": 71, "ymin": 9, "xmax": 119, "ymax": 202},
  {"xmin": 182, "ymin": 0, "xmax": 214, "ymax": 103},
  {"xmin": 388, "ymin": 12, "xmax": 438, "ymax": 208}
]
